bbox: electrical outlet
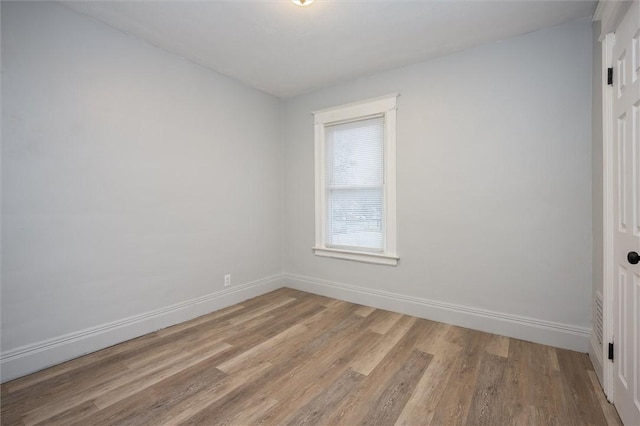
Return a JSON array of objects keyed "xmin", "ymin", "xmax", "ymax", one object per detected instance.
[{"xmin": 224, "ymin": 274, "xmax": 231, "ymax": 287}]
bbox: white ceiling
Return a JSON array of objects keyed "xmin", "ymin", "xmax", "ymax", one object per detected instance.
[{"xmin": 62, "ymin": 1, "xmax": 596, "ymax": 98}]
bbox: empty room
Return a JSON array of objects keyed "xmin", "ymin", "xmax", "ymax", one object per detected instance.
[{"xmin": 1, "ymin": 0, "xmax": 639, "ymax": 425}]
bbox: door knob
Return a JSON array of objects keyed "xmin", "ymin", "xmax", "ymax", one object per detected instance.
[{"xmin": 628, "ymin": 251, "xmax": 640, "ymax": 265}]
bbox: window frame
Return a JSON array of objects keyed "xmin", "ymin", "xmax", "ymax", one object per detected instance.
[{"xmin": 312, "ymin": 94, "xmax": 399, "ymax": 266}]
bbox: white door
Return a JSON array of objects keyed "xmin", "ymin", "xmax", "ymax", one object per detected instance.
[{"xmin": 612, "ymin": 2, "xmax": 640, "ymax": 425}]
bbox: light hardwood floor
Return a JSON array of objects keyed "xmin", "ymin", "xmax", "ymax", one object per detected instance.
[{"xmin": 1, "ymin": 288, "xmax": 621, "ymax": 425}]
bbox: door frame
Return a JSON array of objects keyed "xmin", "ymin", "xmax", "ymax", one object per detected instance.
[
  {"xmin": 602, "ymin": 29, "xmax": 615, "ymax": 402},
  {"xmin": 594, "ymin": 0, "xmax": 633, "ymax": 402}
]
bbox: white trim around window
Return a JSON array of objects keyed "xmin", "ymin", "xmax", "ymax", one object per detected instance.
[{"xmin": 312, "ymin": 94, "xmax": 399, "ymax": 266}]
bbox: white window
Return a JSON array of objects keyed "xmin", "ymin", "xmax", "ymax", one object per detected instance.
[{"xmin": 313, "ymin": 94, "xmax": 398, "ymax": 266}]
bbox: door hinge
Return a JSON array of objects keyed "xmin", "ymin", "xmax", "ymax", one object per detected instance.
[
  {"xmin": 607, "ymin": 68, "xmax": 613, "ymax": 85},
  {"xmin": 608, "ymin": 342, "xmax": 614, "ymax": 361}
]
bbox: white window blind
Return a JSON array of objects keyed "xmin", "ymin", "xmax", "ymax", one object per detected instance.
[{"xmin": 325, "ymin": 116, "xmax": 384, "ymax": 252}]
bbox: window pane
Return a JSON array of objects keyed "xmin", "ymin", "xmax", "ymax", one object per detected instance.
[
  {"xmin": 325, "ymin": 116, "xmax": 384, "ymax": 251},
  {"xmin": 325, "ymin": 117, "xmax": 384, "ymax": 188},
  {"xmin": 327, "ymin": 188, "xmax": 384, "ymax": 250}
]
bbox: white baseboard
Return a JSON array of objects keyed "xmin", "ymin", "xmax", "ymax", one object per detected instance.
[
  {"xmin": 0, "ymin": 274, "xmax": 283, "ymax": 383},
  {"xmin": 283, "ymin": 273, "xmax": 590, "ymax": 352},
  {"xmin": 1, "ymin": 271, "xmax": 591, "ymax": 383}
]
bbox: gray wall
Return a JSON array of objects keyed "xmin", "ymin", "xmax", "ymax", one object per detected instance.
[
  {"xmin": 283, "ymin": 18, "xmax": 594, "ymax": 329},
  {"xmin": 1, "ymin": 2, "xmax": 282, "ymax": 351}
]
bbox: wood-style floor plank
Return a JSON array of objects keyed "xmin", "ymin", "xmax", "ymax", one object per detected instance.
[
  {"xmin": 465, "ymin": 352, "xmax": 507, "ymax": 426},
  {"xmin": 429, "ymin": 329, "xmax": 490, "ymax": 425},
  {"xmin": 325, "ymin": 318, "xmax": 435, "ymax": 425},
  {"xmin": 0, "ymin": 288, "xmax": 621, "ymax": 426},
  {"xmin": 359, "ymin": 349, "xmax": 432, "ymax": 425},
  {"xmin": 394, "ymin": 342, "xmax": 461, "ymax": 425},
  {"xmin": 176, "ymin": 308, "xmax": 363, "ymax": 425},
  {"xmin": 350, "ymin": 315, "xmax": 416, "ymax": 376},
  {"xmin": 67, "ymin": 355, "xmax": 230, "ymax": 426},
  {"xmin": 283, "ymin": 368, "xmax": 365, "ymax": 426},
  {"xmin": 368, "ymin": 310, "xmax": 403, "ymax": 335},
  {"xmin": 255, "ymin": 323, "xmax": 387, "ymax": 424}
]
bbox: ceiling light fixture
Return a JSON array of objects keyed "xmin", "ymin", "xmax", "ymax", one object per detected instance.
[{"xmin": 291, "ymin": 0, "xmax": 314, "ymax": 6}]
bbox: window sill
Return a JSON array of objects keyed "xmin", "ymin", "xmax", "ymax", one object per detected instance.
[{"xmin": 312, "ymin": 247, "xmax": 399, "ymax": 266}]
